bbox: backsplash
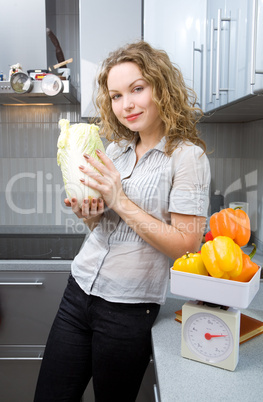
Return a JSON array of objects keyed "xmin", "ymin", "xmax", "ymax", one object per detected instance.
[
  {"xmin": 0, "ymin": 0, "xmax": 262, "ymax": 250},
  {"xmin": 200, "ymin": 120, "xmax": 263, "ymax": 250}
]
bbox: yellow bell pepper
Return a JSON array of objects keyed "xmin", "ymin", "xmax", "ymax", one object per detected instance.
[
  {"xmin": 201, "ymin": 236, "xmax": 243, "ymax": 278},
  {"xmin": 172, "ymin": 252, "xmax": 208, "ymax": 276}
]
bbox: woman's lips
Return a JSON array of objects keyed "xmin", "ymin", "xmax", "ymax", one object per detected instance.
[{"xmin": 125, "ymin": 112, "xmax": 142, "ymax": 121}]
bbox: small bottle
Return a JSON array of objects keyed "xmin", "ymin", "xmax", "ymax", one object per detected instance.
[
  {"xmin": 210, "ymin": 190, "xmax": 224, "ymax": 215},
  {"xmin": 0, "ymin": 71, "xmax": 3, "ymax": 81}
]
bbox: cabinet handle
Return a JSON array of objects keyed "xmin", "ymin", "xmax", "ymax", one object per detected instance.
[
  {"xmin": 0, "ymin": 356, "xmax": 43, "ymax": 360},
  {"xmin": 192, "ymin": 41, "xmax": 203, "ymax": 108},
  {"xmin": 215, "ymin": 8, "xmax": 221, "ymax": 99},
  {"xmin": 0, "ymin": 281, "xmax": 43, "ymax": 286},
  {"xmin": 0, "ymin": 346, "xmax": 44, "ymax": 360},
  {"xmin": 215, "ymin": 9, "xmax": 231, "ymax": 99},
  {"xmin": 209, "ymin": 18, "xmax": 214, "ymax": 103}
]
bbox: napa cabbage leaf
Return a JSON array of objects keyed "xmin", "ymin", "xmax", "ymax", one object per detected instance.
[{"xmin": 57, "ymin": 119, "xmax": 105, "ymax": 207}]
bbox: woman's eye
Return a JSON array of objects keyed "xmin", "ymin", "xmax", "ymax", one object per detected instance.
[
  {"xmin": 111, "ymin": 94, "xmax": 121, "ymax": 101},
  {"xmin": 133, "ymin": 86, "xmax": 143, "ymax": 93}
]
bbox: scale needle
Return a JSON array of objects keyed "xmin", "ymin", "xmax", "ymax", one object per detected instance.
[{"xmin": 204, "ymin": 333, "xmax": 228, "ymax": 340}]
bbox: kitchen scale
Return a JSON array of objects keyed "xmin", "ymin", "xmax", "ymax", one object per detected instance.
[
  {"xmin": 170, "ymin": 266, "xmax": 261, "ymax": 371},
  {"xmin": 181, "ymin": 301, "xmax": 240, "ymax": 371}
]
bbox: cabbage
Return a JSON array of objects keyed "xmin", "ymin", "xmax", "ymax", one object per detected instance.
[{"xmin": 57, "ymin": 119, "xmax": 105, "ymax": 206}]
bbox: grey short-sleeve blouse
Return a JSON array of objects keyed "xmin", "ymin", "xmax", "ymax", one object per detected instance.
[{"xmin": 71, "ymin": 136, "xmax": 210, "ymax": 305}]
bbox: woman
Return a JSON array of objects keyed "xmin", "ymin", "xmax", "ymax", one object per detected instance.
[{"xmin": 34, "ymin": 41, "xmax": 210, "ymax": 402}]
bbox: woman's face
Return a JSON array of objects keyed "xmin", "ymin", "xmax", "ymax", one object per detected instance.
[{"xmin": 107, "ymin": 62, "xmax": 162, "ymax": 136}]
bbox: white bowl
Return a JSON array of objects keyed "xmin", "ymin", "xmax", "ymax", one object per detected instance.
[{"xmin": 170, "ymin": 266, "xmax": 261, "ymax": 309}]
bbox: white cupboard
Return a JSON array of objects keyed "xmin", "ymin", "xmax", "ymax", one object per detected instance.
[
  {"xmin": 79, "ymin": 0, "xmax": 142, "ymax": 118},
  {"xmin": 144, "ymin": 0, "xmax": 207, "ymax": 109},
  {"xmin": 205, "ymin": 0, "xmax": 263, "ymax": 113}
]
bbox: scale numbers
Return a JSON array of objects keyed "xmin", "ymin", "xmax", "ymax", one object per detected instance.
[{"xmin": 184, "ymin": 312, "xmax": 233, "ymax": 363}]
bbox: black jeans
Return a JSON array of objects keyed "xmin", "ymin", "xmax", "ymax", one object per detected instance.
[{"xmin": 34, "ymin": 275, "xmax": 160, "ymax": 402}]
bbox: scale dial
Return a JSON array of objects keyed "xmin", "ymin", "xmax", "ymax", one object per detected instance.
[
  {"xmin": 183, "ymin": 312, "xmax": 233, "ymax": 363},
  {"xmin": 181, "ymin": 301, "xmax": 240, "ymax": 371}
]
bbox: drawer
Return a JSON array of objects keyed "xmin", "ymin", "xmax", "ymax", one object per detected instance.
[
  {"xmin": 0, "ymin": 345, "xmax": 44, "ymax": 402},
  {"xmin": 0, "ymin": 271, "xmax": 69, "ymax": 344}
]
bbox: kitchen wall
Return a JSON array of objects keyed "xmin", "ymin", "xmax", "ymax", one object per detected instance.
[
  {"xmin": 200, "ymin": 120, "xmax": 263, "ymax": 249},
  {"xmin": 0, "ymin": 0, "xmax": 262, "ymax": 249}
]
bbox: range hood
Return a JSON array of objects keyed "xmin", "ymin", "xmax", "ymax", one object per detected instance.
[
  {"xmin": 0, "ymin": 0, "xmax": 79, "ymax": 106},
  {"xmin": 0, "ymin": 79, "xmax": 78, "ymax": 106}
]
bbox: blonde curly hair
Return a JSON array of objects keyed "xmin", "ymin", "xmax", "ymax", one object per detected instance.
[{"xmin": 95, "ymin": 40, "xmax": 206, "ymax": 156}]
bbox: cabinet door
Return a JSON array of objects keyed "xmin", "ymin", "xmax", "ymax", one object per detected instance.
[
  {"xmin": 0, "ymin": 271, "xmax": 69, "ymax": 345},
  {"xmin": 227, "ymin": 0, "xmax": 251, "ymax": 102},
  {"xmin": 206, "ymin": 0, "xmax": 230, "ymax": 111},
  {"xmin": 144, "ymin": 0, "xmax": 206, "ymax": 109},
  {"xmin": 79, "ymin": 0, "xmax": 142, "ymax": 117}
]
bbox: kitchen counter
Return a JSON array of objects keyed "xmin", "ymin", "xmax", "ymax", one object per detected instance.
[
  {"xmin": 151, "ymin": 282, "xmax": 263, "ymax": 402},
  {"xmin": 0, "ymin": 260, "xmax": 72, "ymax": 271}
]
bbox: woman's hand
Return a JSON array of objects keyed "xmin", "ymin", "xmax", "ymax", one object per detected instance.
[
  {"xmin": 64, "ymin": 197, "xmax": 104, "ymax": 218},
  {"xmin": 79, "ymin": 149, "xmax": 127, "ymax": 210},
  {"xmin": 64, "ymin": 197, "xmax": 104, "ymax": 230}
]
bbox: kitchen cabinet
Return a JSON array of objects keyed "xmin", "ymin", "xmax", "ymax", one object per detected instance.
[
  {"xmin": 79, "ymin": 0, "xmax": 142, "ymax": 117},
  {"xmin": 0, "ymin": 0, "xmax": 47, "ymax": 77},
  {"xmin": 143, "ymin": 0, "xmax": 263, "ymax": 119},
  {"xmin": 0, "ymin": 270, "xmax": 70, "ymax": 402},
  {"xmin": 0, "ymin": 267, "xmax": 155, "ymax": 401},
  {"xmin": 205, "ymin": 0, "xmax": 263, "ymax": 113},
  {"xmin": 144, "ymin": 0, "xmax": 207, "ymax": 109}
]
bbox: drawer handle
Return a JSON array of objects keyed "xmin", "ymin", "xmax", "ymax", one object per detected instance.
[
  {"xmin": 0, "ymin": 281, "xmax": 43, "ymax": 286},
  {"xmin": 153, "ymin": 384, "xmax": 160, "ymax": 402},
  {"xmin": 0, "ymin": 355, "xmax": 43, "ymax": 361}
]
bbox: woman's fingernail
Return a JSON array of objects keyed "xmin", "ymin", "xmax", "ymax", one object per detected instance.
[
  {"xmin": 79, "ymin": 165, "xmax": 85, "ymax": 170},
  {"xmin": 72, "ymin": 198, "xmax": 76, "ymax": 202},
  {"xmin": 92, "ymin": 198, "xmax": 97, "ymax": 204},
  {"xmin": 98, "ymin": 198, "xmax": 103, "ymax": 203},
  {"xmin": 80, "ymin": 178, "xmax": 85, "ymax": 183},
  {"xmin": 84, "ymin": 199, "xmax": 89, "ymax": 204},
  {"xmin": 96, "ymin": 149, "xmax": 101, "ymax": 154},
  {"xmin": 84, "ymin": 153, "xmax": 90, "ymax": 159}
]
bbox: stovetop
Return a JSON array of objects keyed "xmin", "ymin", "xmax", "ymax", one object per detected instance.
[{"xmin": 0, "ymin": 233, "xmax": 86, "ymax": 260}]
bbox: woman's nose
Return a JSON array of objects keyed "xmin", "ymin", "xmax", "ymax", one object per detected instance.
[{"xmin": 123, "ymin": 96, "xmax": 135, "ymax": 110}]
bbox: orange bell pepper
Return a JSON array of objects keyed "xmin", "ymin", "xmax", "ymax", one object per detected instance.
[
  {"xmin": 201, "ymin": 236, "xmax": 243, "ymax": 278},
  {"xmin": 172, "ymin": 252, "xmax": 208, "ymax": 276},
  {"xmin": 210, "ymin": 207, "xmax": 250, "ymax": 247},
  {"xmin": 231, "ymin": 243, "xmax": 259, "ymax": 282}
]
